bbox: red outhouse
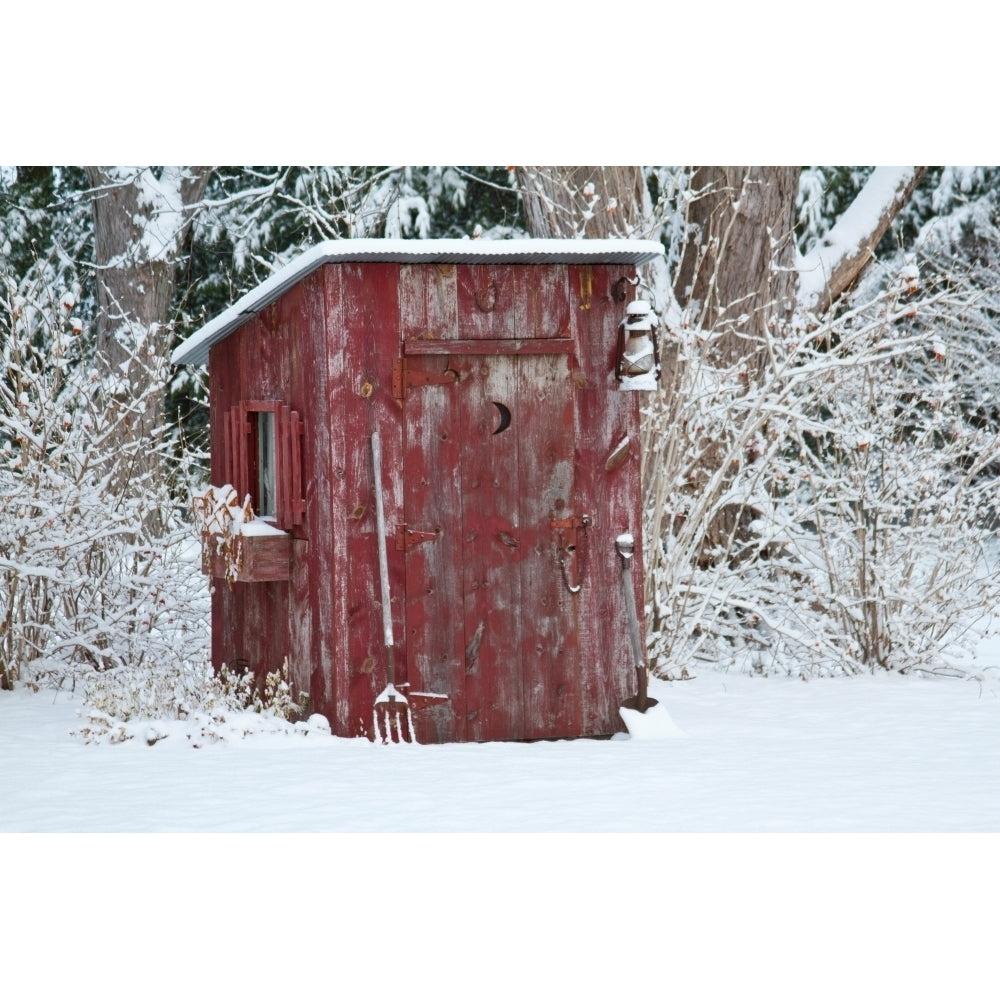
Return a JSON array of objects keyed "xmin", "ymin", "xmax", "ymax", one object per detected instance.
[{"xmin": 172, "ymin": 238, "xmax": 664, "ymax": 743}]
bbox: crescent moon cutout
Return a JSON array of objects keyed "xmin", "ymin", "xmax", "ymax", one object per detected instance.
[{"xmin": 492, "ymin": 401, "xmax": 512, "ymax": 435}]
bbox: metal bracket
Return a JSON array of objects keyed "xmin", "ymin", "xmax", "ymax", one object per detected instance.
[
  {"xmin": 397, "ymin": 685, "xmax": 451, "ymax": 711},
  {"xmin": 550, "ymin": 515, "xmax": 592, "ymax": 533},
  {"xmin": 612, "ymin": 274, "xmax": 640, "ymax": 303},
  {"xmin": 393, "ymin": 358, "xmax": 458, "ymax": 400},
  {"xmin": 396, "ymin": 524, "xmax": 441, "ymax": 551}
]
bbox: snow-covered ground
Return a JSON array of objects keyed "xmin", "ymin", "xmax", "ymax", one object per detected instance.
[
  {"xmin": 5, "ymin": 652, "xmax": 999, "ymax": 997},
  {"xmin": 3, "ymin": 657, "xmax": 1000, "ymax": 833}
]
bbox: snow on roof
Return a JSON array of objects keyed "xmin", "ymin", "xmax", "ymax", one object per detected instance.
[{"xmin": 171, "ymin": 237, "xmax": 665, "ymax": 366}]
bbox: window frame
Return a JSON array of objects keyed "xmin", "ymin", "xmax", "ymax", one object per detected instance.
[{"xmin": 223, "ymin": 399, "xmax": 304, "ymax": 531}]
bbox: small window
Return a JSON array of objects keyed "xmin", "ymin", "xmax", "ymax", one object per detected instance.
[
  {"xmin": 257, "ymin": 410, "xmax": 276, "ymax": 519},
  {"xmin": 224, "ymin": 400, "xmax": 304, "ymax": 531}
]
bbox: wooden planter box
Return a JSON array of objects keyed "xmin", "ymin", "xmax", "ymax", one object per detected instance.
[{"xmin": 201, "ymin": 529, "xmax": 292, "ymax": 583}]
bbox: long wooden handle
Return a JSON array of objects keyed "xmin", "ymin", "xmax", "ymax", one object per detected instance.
[
  {"xmin": 371, "ymin": 431, "xmax": 394, "ymax": 650},
  {"xmin": 615, "ymin": 535, "xmax": 643, "ymax": 670},
  {"xmin": 620, "ymin": 557, "xmax": 643, "ymax": 671}
]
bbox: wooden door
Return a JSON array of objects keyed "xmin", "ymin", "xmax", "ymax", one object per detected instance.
[{"xmin": 400, "ymin": 345, "xmax": 583, "ymax": 743}]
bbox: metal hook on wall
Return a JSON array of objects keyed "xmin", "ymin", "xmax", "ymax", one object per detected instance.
[
  {"xmin": 612, "ymin": 275, "xmax": 640, "ymax": 303},
  {"xmin": 552, "ymin": 514, "xmax": 591, "ymax": 594},
  {"xmin": 559, "ymin": 547, "xmax": 582, "ymax": 594}
]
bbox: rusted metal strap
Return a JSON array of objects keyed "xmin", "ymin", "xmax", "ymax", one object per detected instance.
[
  {"xmin": 403, "ymin": 338, "xmax": 574, "ymax": 356},
  {"xmin": 392, "ymin": 357, "xmax": 458, "ymax": 399},
  {"xmin": 395, "ymin": 524, "xmax": 441, "ymax": 551}
]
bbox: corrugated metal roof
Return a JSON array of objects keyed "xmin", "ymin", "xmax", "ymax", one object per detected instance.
[{"xmin": 171, "ymin": 238, "xmax": 664, "ymax": 365}]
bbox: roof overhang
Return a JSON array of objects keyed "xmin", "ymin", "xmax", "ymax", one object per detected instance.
[{"xmin": 171, "ymin": 238, "xmax": 665, "ymax": 366}]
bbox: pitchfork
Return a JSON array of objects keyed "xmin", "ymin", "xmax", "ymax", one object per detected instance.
[{"xmin": 371, "ymin": 430, "xmax": 416, "ymax": 743}]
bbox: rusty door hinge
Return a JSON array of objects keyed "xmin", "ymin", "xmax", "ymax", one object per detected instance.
[
  {"xmin": 551, "ymin": 515, "xmax": 591, "ymax": 530},
  {"xmin": 396, "ymin": 524, "xmax": 441, "ymax": 551},
  {"xmin": 393, "ymin": 357, "xmax": 458, "ymax": 400}
]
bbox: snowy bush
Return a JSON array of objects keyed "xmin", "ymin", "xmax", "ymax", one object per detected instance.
[
  {"xmin": 643, "ymin": 252, "xmax": 1000, "ymax": 679},
  {"xmin": 0, "ymin": 260, "xmax": 209, "ymax": 691},
  {"xmin": 73, "ymin": 655, "xmax": 312, "ymax": 745}
]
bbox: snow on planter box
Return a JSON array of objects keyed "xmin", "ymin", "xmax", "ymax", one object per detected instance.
[{"xmin": 192, "ymin": 484, "xmax": 292, "ymax": 584}]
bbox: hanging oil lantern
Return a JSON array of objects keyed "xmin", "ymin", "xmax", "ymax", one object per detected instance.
[{"xmin": 616, "ymin": 298, "xmax": 660, "ymax": 389}]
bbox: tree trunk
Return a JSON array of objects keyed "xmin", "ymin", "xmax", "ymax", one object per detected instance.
[
  {"xmin": 86, "ymin": 167, "xmax": 210, "ymax": 507},
  {"xmin": 673, "ymin": 166, "xmax": 801, "ymax": 370},
  {"xmin": 515, "ymin": 166, "xmax": 650, "ymax": 239}
]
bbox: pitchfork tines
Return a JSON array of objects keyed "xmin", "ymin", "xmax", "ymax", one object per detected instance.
[{"xmin": 373, "ymin": 683, "xmax": 416, "ymax": 743}]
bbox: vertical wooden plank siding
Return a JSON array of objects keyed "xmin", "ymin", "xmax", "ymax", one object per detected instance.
[
  {"xmin": 399, "ymin": 262, "xmax": 458, "ymax": 342},
  {"xmin": 459, "ymin": 352, "xmax": 524, "ymax": 741},
  {"xmin": 517, "ymin": 352, "xmax": 581, "ymax": 739},
  {"xmin": 398, "ymin": 265, "xmax": 464, "ymax": 741},
  {"xmin": 516, "ymin": 265, "xmax": 573, "ymax": 340},
  {"xmin": 401, "ymin": 354, "xmax": 466, "ymax": 743},
  {"xmin": 337, "ymin": 263, "xmax": 404, "ymax": 737},
  {"xmin": 570, "ymin": 263, "xmax": 643, "ymax": 734},
  {"xmin": 316, "ymin": 264, "xmax": 346, "ymax": 727},
  {"xmin": 282, "ymin": 270, "xmax": 328, "ymax": 721},
  {"xmin": 456, "ymin": 264, "xmax": 517, "ymax": 339}
]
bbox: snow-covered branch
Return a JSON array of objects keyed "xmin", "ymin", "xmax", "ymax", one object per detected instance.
[
  {"xmin": 797, "ymin": 167, "xmax": 927, "ymax": 315},
  {"xmin": 1, "ymin": 260, "xmax": 208, "ymax": 688},
  {"xmin": 643, "ymin": 247, "xmax": 1000, "ymax": 679}
]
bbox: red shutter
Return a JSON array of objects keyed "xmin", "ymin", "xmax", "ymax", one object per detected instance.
[
  {"xmin": 290, "ymin": 409, "xmax": 305, "ymax": 525},
  {"xmin": 223, "ymin": 407, "xmax": 234, "ymax": 486},
  {"xmin": 276, "ymin": 403, "xmax": 305, "ymax": 530},
  {"xmin": 223, "ymin": 403, "xmax": 251, "ymax": 500},
  {"xmin": 236, "ymin": 402, "xmax": 250, "ymax": 501}
]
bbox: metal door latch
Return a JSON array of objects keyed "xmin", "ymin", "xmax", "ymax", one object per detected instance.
[{"xmin": 393, "ymin": 358, "xmax": 458, "ymax": 400}]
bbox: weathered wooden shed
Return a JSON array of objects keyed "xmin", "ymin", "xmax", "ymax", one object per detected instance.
[{"xmin": 172, "ymin": 238, "xmax": 664, "ymax": 743}]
